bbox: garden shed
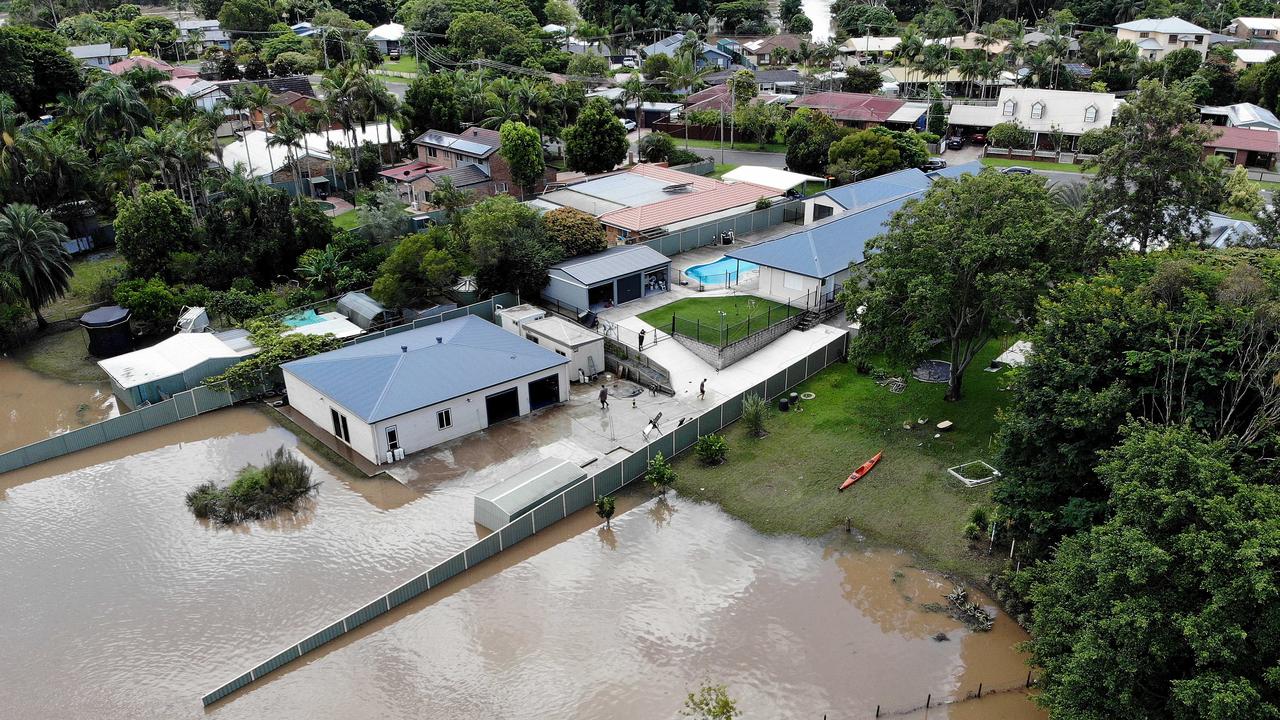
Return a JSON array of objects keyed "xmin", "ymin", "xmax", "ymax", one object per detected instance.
[
  {"xmin": 474, "ymin": 457, "xmax": 587, "ymax": 531},
  {"xmin": 520, "ymin": 316, "xmax": 604, "ymax": 383},
  {"xmin": 98, "ymin": 332, "xmax": 258, "ymax": 409},
  {"xmin": 337, "ymin": 292, "xmax": 395, "ymax": 330},
  {"xmin": 542, "ymin": 245, "xmax": 671, "ymax": 313}
]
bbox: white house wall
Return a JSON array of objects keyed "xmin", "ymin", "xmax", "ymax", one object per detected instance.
[
  {"xmin": 755, "ymin": 266, "xmax": 822, "ymax": 304},
  {"xmin": 525, "ymin": 332, "xmax": 605, "ymax": 381},
  {"xmin": 369, "ymin": 364, "xmax": 570, "ymax": 463},
  {"xmin": 803, "ymin": 197, "xmax": 845, "ymax": 224},
  {"xmin": 283, "ymin": 368, "xmax": 379, "ymax": 463}
]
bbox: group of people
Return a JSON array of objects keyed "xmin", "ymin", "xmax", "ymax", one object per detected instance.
[{"xmin": 598, "ymin": 379, "xmax": 706, "ymax": 409}]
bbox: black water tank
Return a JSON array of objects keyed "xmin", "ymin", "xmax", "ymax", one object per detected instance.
[{"xmin": 79, "ymin": 305, "xmax": 132, "ymax": 358}]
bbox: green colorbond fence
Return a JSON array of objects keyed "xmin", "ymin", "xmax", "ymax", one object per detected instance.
[
  {"xmin": 0, "ymin": 382, "xmax": 236, "ymax": 474},
  {"xmin": 200, "ymin": 332, "xmax": 848, "ymax": 707}
]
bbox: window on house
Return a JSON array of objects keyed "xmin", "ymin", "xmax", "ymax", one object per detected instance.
[
  {"xmin": 330, "ymin": 409, "xmax": 350, "ymax": 444},
  {"xmin": 386, "ymin": 426, "xmax": 399, "ymax": 451},
  {"xmin": 495, "ymin": 181, "xmax": 508, "ymax": 193},
  {"xmin": 1003, "ymin": 99, "xmax": 1015, "ymax": 116},
  {"xmin": 1084, "ymin": 105, "xmax": 1098, "ymax": 123},
  {"xmin": 525, "ymin": 333, "xmax": 539, "ymax": 344},
  {"xmin": 555, "ymin": 349, "xmax": 567, "ymax": 357},
  {"xmin": 427, "ymin": 146, "xmax": 438, "ymax": 157},
  {"xmin": 1194, "ymin": 35, "xmax": 1204, "ymax": 42},
  {"xmin": 437, "ymin": 409, "xmax": 452, "ymax": 430},
  {"xmin": 1031, "ymin": 102, "xmax": 1044, "ymax": 119},
  {"xmin": 1139, "ymin": 32, "xmax": 1149, "ymax": 38}
]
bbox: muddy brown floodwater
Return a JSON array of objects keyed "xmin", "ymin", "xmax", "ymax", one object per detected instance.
[
  {"xmin": 0, "ymin": 407, "xmax": 1044, "ymax": 720},
  {"xmin": 0, "ymin": 358, "xmax": 117, "ymax": 452}
]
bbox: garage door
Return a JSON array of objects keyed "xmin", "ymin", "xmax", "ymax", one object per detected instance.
[
  {"xmin": 528, "ymin": 374, "xmax": 560, "ymax": 410},
  {"xmin": 616, "ymin": 273, "xmax": 642, "ymax": 303},
  {"xmin": 485, "ymin": 388, "xmax": 520, "ymax": 426}
]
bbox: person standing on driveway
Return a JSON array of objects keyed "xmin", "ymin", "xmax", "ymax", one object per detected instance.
[
  {"xmin": 599, "ymin": 386, "xmax": 609, "ymax": 409},
  {"xmin": 698, "ymin": 379, "xmax": 706, "ymax": 400}
]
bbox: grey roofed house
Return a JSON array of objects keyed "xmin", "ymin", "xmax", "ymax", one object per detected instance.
[
  {"xmin": 550, "ymin": 245, "xmax": 670, "ymax": 286},
  {"xmin": 214, "ymin": 76, "xmax": 317, "ymax": 98},
  {"xmin": 642, "ymin": 32, "xmax": 732, "ymax": 68},
  {"xmin": 422, "ymin": 163, "xmax": 491, "ymax": 189},
  {"xmin": 282, "ymin": 315, "xmax": 569, "ymax": 424},
  {"xmin": 705, "ymin": 68, "xmax": 803, "ymax": 87},
  {"xmin": 817, "ymin": 168, "xmax": 932, "ymax": 212},
  {"xmin": 412, "ymin": 128, "xmax": 501, "ymax": 159},
  {"xmin": 1201, "ymin": 102, "xmax": 1280, "ymax": 131}
]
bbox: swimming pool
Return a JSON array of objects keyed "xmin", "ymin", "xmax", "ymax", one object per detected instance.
[
  {"xmin": 282, "ymin": 309, "xmax": 324, "ymax": 327},
  {"xmin": 313, "ymin": 201, "xmax": 336, "ymax": 212},
  {"xmin": 684, "ymin": 256, "xmax": 759, "ymax": 285}
]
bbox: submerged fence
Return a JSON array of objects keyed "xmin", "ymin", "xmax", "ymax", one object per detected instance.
[
  {"xmin": 0, "ymin": 382, "xmax": 238, "ymax": 474},
  {"xmin": 200, "ymin": 331, "xmax": 849, "ymax": 707}
]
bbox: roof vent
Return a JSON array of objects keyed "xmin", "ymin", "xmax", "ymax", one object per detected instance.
[
  {"xmin": 436, "ymin": 336, "xmax": 443, "ymax": 344},
  {"xmin": 401, "ymin": 345, "xmax": 408, "ymax": 352}
]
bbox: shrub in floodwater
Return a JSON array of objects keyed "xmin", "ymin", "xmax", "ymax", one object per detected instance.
[
  {"xmin": 595, "ymin": 495, "xmax": 616, "ymax": 528},
  {"xmin": 695, "ymin": 433, "xmax": 728, "ymax": 466},
  {"xmin": 741, "ymin": 393, "xmax": 769, "ymax": 438},
  {"xmin": 185, "ymin": 446, "xmax": 318, "ymax": 524},
  {"xmin": 646, "ymin": 452, "xmax": 677, "ymax": 496}
]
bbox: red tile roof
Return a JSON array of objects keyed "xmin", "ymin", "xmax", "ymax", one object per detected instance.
[
  {"xmin": 597, "ymin": 164, "xmax": 781, "ymax": 232},
  {"xmin": 791, "ymin": 92, "xmax": 906, "ymax": 124},
  {"xmin": 1205, "ymin": 125, "xmax": 1280, "ymax": 153},
  {"xmin": 684, "ymin": 85, "xmax": 784, "ymax": 113},
  {"xmin": 109, "ymin": 55, "xmax": 176, "ymax": 75}
]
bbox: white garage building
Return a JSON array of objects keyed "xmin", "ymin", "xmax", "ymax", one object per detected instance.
[{"xmin": 282, "ymin": 316, "xmax": 570, "ymax": 465}]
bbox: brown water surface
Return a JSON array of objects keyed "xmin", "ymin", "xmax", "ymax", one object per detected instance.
[
  {"xmin": 0, "ymin": 358, "xmax": 117, "ymax": 452},
  {"xmin": 0, "ymin": 412, "xmax": 1043, "ymax": 720}
]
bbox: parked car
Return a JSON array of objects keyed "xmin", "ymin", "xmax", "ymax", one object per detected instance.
[
  {"xmin": 922, "ymin": 158, "xmax": 948, "ymax": 171},
  {"xmin": 946, "ymin": 136, "xmax": 965, "ymax": 150},
  {"xmin": 621, "ymin": 57, "xmax": 637, "ymax": 68},
  {"xmin": 1001, "ymin": 166, "xmax": 1033, "ymax": 175},
  {"xmin": 621, "ymin": 118, "xmax": 637, "ymax": 131},
  {"xmin": 970, "ymin": 132, "xmax": 986, "ymax": 145}
]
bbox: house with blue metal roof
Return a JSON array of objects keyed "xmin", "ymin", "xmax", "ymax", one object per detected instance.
[
  {"xmin": 802, "ymin": 168, "xmax": 933, "ymax": 223},
  {"xmin": 282, "ymin": 316, "xmax": 570, "ymax": 465}
]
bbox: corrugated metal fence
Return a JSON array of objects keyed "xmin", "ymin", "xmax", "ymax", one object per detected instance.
[
  {"xmin": 347, "ymin": 292, "xmax": 518, "ymax": 345},
  {"xmin": 0, "ymin": 383, "xmax": 237, "ymax": 474},
  {"xmin": 639, "ymin": 200, "xmax": 804, "ymax": 257},
  {"xmin": 201, "ymin": 331, "xmax": 848, "ymax": 707}
]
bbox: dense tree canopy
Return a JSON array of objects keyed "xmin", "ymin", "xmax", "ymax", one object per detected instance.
[
  {"xmin": 113, "ymin": 185, "xmax": 196, "ymax": 280},
  {"xmin": 498, "ymin": 120, "xmax": 546, "ymax": 196},
  {"xmin": 784, "ymin": 108, "xmax": 840, "ymax": 176},
  {"xmin": 843, "ymin": 170, "xmax": 1079, "ymax": 401},
  {"xmin": 0, "ymin": 26, "xmax": 83, "ymax": 116},
  {"xmin": 564, "ymin": 97, "xmax": 628, "ymax": 175},
  {"xmin": 1020, "ymin": 423, "xmax": 1280, "ymax": 720}
]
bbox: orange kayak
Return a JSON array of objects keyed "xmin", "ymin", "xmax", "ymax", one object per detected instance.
[{"xmin": 839, "ymin": 451, "xmax": 883, "ymax": 491}]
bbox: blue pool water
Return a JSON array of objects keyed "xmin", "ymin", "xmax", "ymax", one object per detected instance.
[
  {"xmin": 685, "ymin": 256, "xmax": 759, "ymax": 285},
  {"xmin": 282, "ymin": 309, "xmax": 324, "ymax": 327}
]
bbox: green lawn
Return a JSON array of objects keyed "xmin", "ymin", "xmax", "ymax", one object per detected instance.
[
  {"xmin": 638, "ymin": 295, "xmax": 802, "ymax": 347},
  {"xmin": 377, "ymin": 56, "xmax": 419, "ymax": 74},
  {"xmin": 17, "ymin": 326, "xmax": 108, "ymax": 383},
  {"xmin": 676, "ymin": 137, "xmax": 788, "ymax": 154},
  {"xmin": 708, "ymin": 163, "xmax": 739, "ymax": 179},
  {"xmin": 331, "ymin": 209, "xmax": 362, "ymax": 230},
  {"xmin": 44, "ymin": 253, "xmax": 125, "ymax": 322},
  {"xmin": 1253, "ymin": 179, "xmax": 1280, "ymax": 192},
  {"xmin": 980, "ymin": 157, "xmax": 1096, "ymax": 174},
  {"xmin": 671, "ymin": 341, "xmax": 1012, "ymax": 580}
]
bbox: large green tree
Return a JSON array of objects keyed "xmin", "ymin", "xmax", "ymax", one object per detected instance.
[
  {"xmin": 784, "ymin": 108, "xmax": 840, "ymax": 176},
  {"xmin": 542, "ymin": 206, "xmax": 606, "ymax": 257},
  {"xmin": 1020, "ymin": 423, "xmax": 1280, "ymax": 720},
  {"xmin": 0, "ymin": 203, "xmax": 71, "ymax": 329},
  {"xmin": 403, "ymin": 72, "xmax": 462, "ymax": 138},
  {"xmin": 462, "ymin": 194, "xmax": 562, "ymax": 296},
  {"xmin": 371, "ymin": 228, "xmax": 458, "ymax": 307},
  {"xmin": 446, "ymin": 12, "xmax": 524, "ymax": 59},
  {"xmin": 113, "ymin": 185, "xmax": 196, "ymax": 280},
  {"xmin": 1086, "ymin": 78, "xmax": 1226, "ymax": 253},
  {"xmin": 218, "ymin": 0, "xmax": 278, "ymax": 34},
  {"xmin": 498, "ymin": 120, "xmax": 546, "ymax": 197},
  {"xmin": 563, "ymin": 96, "xmax": 628, "ymax": 175},
  {"xmin": 0, "ymin": 26, "xmax": 83, "ymax": 117},
  {"xmin": 994, "ymin": 250, "xmax": 1280, "ymax": 557},
  {"xmin": 827, "ymin": 129, "xmax": 903, "ymax": 182},
  {"xmin": 843, "ymin": 170, "xmax": 1078, "ymax": 401}
]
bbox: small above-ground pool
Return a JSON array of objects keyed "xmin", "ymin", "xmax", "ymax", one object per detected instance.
[
  {"xmin": 685, "ymin": 256, "xmax": 759, "ymax": 285},
  {"xmin": 282, "ymin": 309, "xmax": 324, "ymax": 327},
  {"xmin": 312, "ymin": 201, "xmax": 336, "ymax": 212}
]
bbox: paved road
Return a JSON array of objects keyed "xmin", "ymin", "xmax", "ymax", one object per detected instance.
[{"xmin": 629, "ymin": 133, "xmax": 789, "ymax": 168}]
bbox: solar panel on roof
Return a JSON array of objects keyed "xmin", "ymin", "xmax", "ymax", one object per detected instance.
[{"xmin": 450, "ymin": 139, "xmax": 493, "ymax": 155}]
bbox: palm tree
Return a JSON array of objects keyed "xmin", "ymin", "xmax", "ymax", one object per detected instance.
[
  {"xmin": 0, "ymin": 204, "xmax": 72, "ymax": 330},
  {"xmin": 268, "ymin": 112, "xmax": 307, "ymax": 204},
  {"xmin": 76, "ymin": 76, "xmax": 152, "ymax": 145},
  {"xmin": 897, "ymin": 26, "xmax": 925, "ymax": 87},
  {"xmin": 1043, "ymin": 32, "xmax": 1072, "ymax": 89},
  {"xmin": 958, "ymin": 52, "xmax": 984, "ymax": 99},
  {"xmin": 429, "ymin": 176, "xmax": 474, "ymax": 229},
  {"xmin": 613, "ymin": 5, "xmax": 642, "ymax": 50},
  {"xmin": 618, "ymin": 73, "xmax": 652, "ymax": 141},
  {"xmin": 224, "ymin": 89, "xmax": 255, "ymax": 176},
  {"xmin": 295, "ymin": 244, "xmax": 345, "ymax": 296}
]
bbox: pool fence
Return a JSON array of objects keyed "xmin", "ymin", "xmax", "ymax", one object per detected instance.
[{"xmin": 199, "ymin": 331, "xmax": 849, "ymax": 707}]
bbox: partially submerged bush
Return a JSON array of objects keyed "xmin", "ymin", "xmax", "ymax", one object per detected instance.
[
  {"xmin": 185, "ymin": 446, "xmax": 318, "ymax": 524},
  {"xmin": 695, "ymin": 433, "xmax": 728, "ymax": 466},
  {"xmin": 646, "ymin": 452, "xmax": 677, "ymax": 495}
]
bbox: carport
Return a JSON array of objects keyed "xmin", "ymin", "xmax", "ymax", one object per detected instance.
[{"xmin": 542, "ymin": 244, "xmax": 671, "ymax": 313}]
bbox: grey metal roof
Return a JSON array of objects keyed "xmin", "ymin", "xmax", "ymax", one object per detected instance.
[
  {"xmin": 550, "ymin": 245, "xmax": 671, "ymax": 286},
  {"xmin": 727, "ymin": 192, "xmax": 920, "ymax": 278},
  {"xmin": 817, "ymin": 168, "xmax": 932, "ymax": 211},
  {"xmin": 926, "ymin": 161, "xmax": 983, "ymax": 180},
  {"xmin": 412, "ymin": 128, "xmax": 501, "ymax": 158},
  {"xmin": 426, "ymin": 163, "xmax": 490, "ymax": 187},
  {"xmin": 337, "ymin": 292, "xmax": 387, "ymax": 323},
  {"xmin": 283, "ymin": 316, "xmax": 569, "ymax": 423}
]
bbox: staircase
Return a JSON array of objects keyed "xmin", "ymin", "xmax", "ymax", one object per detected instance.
[{"xmin": 797, "ymin": 302, "xmax": 842, "ymax": 331}]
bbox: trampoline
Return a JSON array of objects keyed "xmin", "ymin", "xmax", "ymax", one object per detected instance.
[{"xmin": 913, "ymin": 359, "xmax": 951, "ymax": 383}]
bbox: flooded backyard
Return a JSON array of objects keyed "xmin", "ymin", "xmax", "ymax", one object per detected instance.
[
  {"xmin": 0, "ymin": 404, "xmax": 1043, "ymax": 719},
  {"xmin": 0, "ymin": 359, "xmax": 117, "ymax": 452}
]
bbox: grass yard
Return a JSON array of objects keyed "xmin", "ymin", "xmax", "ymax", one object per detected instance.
[
  {"xmin": 708, "ymin": 163, "xmax": 739, "ymax": 179},
  {"xmin": 980, "ymin": 157, "xmax": 1096, "ymax": 174},
  {"xmin": 43, "ymin": 253, "xmax": 125, "ymax": 322},
  {"xmin": 17, "ymin": 326, "xmax": 108, "ymax": 383},
  {"xmin": 377, "ymin": 57, "xmax": 419, "ymax": 74},
  {"xmin": 1253, "ymin": 179, "xmax": 1280, "ymax": 193},
  {"xmin": 331, "ymin": 209, "xmax": 362, "ymax": 230},
  {"xmin": 676, "ymin": 137, "xmax": 789, "ymax": 155},
  {"xmin": 670, "ymin": 340, "xmax": 1012, "ymax": 581},
  {"xmin": 638, "ymin": 295, "xmax": 801, "ymax": 347}
]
